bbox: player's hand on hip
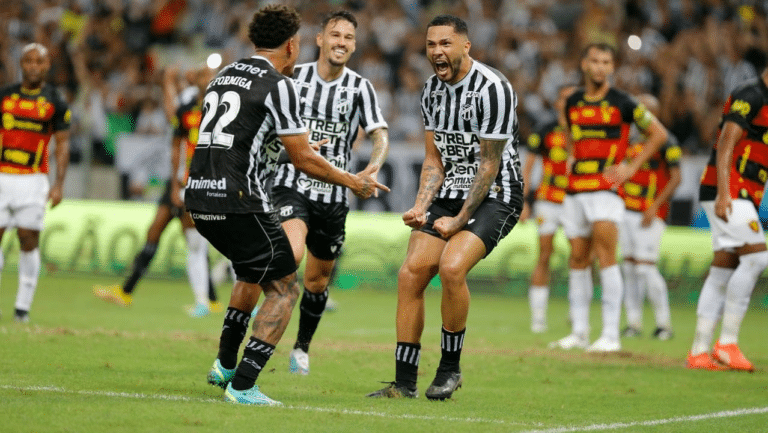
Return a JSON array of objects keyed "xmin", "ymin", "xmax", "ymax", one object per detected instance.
[
  {"xmin": 433, "ymin": 216, "xmax": 464, "ymax": 238},
  {"xmin": 402, "ymin": 207, "xmax": 427, "ymax": 229},
  {"xmin": 715, "ymin": 194, "xmax": 732, "ymax": 222}
]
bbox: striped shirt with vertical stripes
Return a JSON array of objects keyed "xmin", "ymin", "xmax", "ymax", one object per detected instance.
[
  {"xmin": 272, "ymin": 62, "xmax": 388, "ymax": 205},
  {"xmin": 421, "ymin": 60, "xmax": 523, "ymax": 203},
  {"xmin": 185, "ymin": 56, "xmax": 307, "ymax": 214}
]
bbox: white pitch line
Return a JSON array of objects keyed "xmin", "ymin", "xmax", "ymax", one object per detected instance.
[
  {"xmin": 5, "ymin": 384, "xmax": 766, "ymax": 430},
  {"xmin": 519, "ymin": 406, "xmax": 768, "ymax": 433},
  {"xmin": 0, "ymin": 384, "xmax": 534, "ymax": 426}
]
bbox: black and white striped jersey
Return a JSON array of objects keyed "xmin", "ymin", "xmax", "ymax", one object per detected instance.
[
  {"xmin": 185, "ymin": 56, "xmax": 307, "ymax": 214},
  {"xmin": 421, "ymin": 60, "xmax": 523, "ymax": 203},
  {"xmin": 271, "ymin": 62, "xmax": 387, "ymax": 205}
]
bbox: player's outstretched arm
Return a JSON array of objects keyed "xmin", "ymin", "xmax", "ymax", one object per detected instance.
[
  {"xmin": 403, "ymin": 131, "xmax": 444, "ymax": 229},
  {"xmin": 48, "ymin": 130, "xmax": 70, "ymax": 208},
  {"xmin": 364, "ymin": 127, "xmax": 390, "ymax": 198},
  {"xmin": 433, "ymin": 138, "xmax": 504, "ymax": 238},
  {"xmin": 281, "ymin": 132, "xmax": 388, "ymax": 199}
]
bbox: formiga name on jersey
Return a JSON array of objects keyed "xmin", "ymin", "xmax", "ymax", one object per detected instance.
[
  {"xmin": 187, "ymin": 176, "xmax": 227, "ymax": 190},
  {"xmin": 207, "ymin": 75, "xmax": 252, "ymax": 90}
]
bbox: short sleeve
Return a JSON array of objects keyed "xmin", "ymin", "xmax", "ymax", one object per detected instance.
[
  {"xmin": 722, "ymin": 85, "xmax": 764, "ymax": 130},
  {"xmin": 268, "ymin": 78, "xmax": 306, "ymax": 135},
  {"xmin": 479, "ymin": 80, "xmax": 515, "ymax": 140}
]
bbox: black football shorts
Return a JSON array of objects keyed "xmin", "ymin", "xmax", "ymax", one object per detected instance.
[
  {"xmin": 418, "ymin": 196, "xmax": 521, "ymax": 257},
  {"xmin": 190, "ymin": 211, "xmax": 297, "ymax": 284},
  {"xmin": 272, "ymin": 186, "xmax": 347, "ymax": 261}
]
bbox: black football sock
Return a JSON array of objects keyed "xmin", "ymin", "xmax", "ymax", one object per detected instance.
[
  {"xmin": 207, "ymin": 275, "xmax": 218, "ymax": 302},
  {"xmin": 217, "ymin": 308, "xmax": 251, "ymax": 369},
  {"xmin": 122, "ymin": 243, "xmax": 158, "ymax": 294},
  {"xmin": 293, "ymin": 288, "xmax": 328, "ymax": 353},
  {"xmin": 231, "ymin": 337, "xmax": 275, "ymax": 391},
  {"xmin": 438, "ymin": 327, "xmax": 465, "ymax": 372},
  {"xmin": 395, "ymin": 342, "xmax": 420, "ymax": 390}
]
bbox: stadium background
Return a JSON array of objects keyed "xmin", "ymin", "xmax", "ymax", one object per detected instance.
[{"xmin": 2, "ymin": 0, "xmax": 768, "ymax": 303}]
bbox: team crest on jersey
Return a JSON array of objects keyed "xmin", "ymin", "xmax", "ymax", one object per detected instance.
[
  {"xmin": 460, "ymin": 104, "xmax": 473, "ymax": 121},
  {"xmin": 749, "ymin": 220, "xmax": 760, "ymax": 233},
  {"xmin": 280, "ymin": 205, "xmax": 293, "ymax": 217},
  {"xmin": 335, "ymin": 98, "xmax": 351, "ymax": 115}
]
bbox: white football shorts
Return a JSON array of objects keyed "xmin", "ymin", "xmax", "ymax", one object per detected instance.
[
  {"xmin": 0, "ymin": 173, "xmax": 50, "ymax": 230},
  {"xmin": 562, "ymin": 190, "xmax": 625, "ymax": 239},
  {"xmin": 701, "ymin": 199, "xmax": 766, "ymax": 252}
]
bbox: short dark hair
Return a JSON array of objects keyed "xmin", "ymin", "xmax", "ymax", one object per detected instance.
[
  {"xmin": 321, "ymin": 10, "xmax": 357, "ymax": 30},
  {"xmin": 426, "ymin": 15, "xmax": 468, "ymax": 35},
  {"xmin": 581, "ymin": 43, "xmax": 617, "ymax": 61},
  {"xmin": 248, "ymin": 4, "xmax": 301, "ymax": 49}
]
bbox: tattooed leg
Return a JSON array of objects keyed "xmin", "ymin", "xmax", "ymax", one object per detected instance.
[{"xmin": 251, "ymin": 272, "xmax": 301, "ymax": 345}]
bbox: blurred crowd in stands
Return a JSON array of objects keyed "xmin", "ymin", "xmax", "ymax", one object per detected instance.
[{"xmin": 2, "ymin": 0, "xmax": 767, "ymax": 171}]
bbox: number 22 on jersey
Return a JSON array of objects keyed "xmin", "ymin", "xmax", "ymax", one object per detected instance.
[{"xmin": 198, "ymin": 90, "xmax": 241, "ymax": 149}]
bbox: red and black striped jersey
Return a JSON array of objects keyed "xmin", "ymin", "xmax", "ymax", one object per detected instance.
[
  {"xmin": 565, "ymin": 88, "xmax": 651, "ymax": 193},
  {"xmin": 172, "ymin": 96, "xmax": 202, "ymax": 182},
  {"xmin": 620, "ymin": 135, "xmax": 681, "ymax": 219},
  {"xmin": 0, "ymin": 83, "xmax": 70, "ymax": 175},
  {"xmin": 699, "ymin": 78, "xmax": 768, "ymax": 208},
  {"xmin": 526, "ymin": 120, "xmax": 568, "ymax": 204}
]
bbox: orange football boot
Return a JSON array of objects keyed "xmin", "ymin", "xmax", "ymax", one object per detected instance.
[
  {"xmin": 712, "ymin": 341, "xmax": 755, "ymax": 372},
  {"xmin": 686, "ymin": 352, "xmax": 727, "ymax": 371}
]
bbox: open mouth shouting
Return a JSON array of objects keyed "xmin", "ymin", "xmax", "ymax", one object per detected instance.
[{"xmin": 433, "ymin": 58, "xmax": 451, "ymax": 80}]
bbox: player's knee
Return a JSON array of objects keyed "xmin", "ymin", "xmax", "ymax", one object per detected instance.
[
  {"xmin": 438, "ymin": 262, "xmax": 468, "ymax": 287},
  {"xmin": 398, "ymin": 260, "xmax": 437, "ymax": 283},
  {"xmin": 17, "ymin": 230, "xmax": 39, "ymax": 251}
]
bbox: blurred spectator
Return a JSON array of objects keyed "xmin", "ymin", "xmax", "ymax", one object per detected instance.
[{"xmin": 2, "ymin": 0, "xmax": 767, "ymax": 193}]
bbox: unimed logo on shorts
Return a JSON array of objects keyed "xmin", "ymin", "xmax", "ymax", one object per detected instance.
[{"xmin": 186, "ymin": 177, "xmax": 227, "ymax": 190}]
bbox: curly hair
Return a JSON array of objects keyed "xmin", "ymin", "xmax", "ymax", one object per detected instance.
[{"xmin": 248, "ymin": 4, "xmax": 301, "ymax": 49}]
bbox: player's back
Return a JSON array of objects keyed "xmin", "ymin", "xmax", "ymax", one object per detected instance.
[{"xmin": 186, "ymin": 56, "xmax": 305, "ymax": 214}]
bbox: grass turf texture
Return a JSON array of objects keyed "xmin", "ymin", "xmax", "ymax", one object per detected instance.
[{"xmin": 1, "ymin": 273, "xmax": 767, "ymax": 432}]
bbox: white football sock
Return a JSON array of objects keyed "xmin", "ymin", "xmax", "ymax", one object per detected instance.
[
  {"xmin": 185, "ymin": 229, "xmax": 210, "ymax": 306},
  {"xmin": 568, "ymin": 268, "xmax": 592, "ymax": 337},
  {"xmin": 15, "ymin": 249, "xmax": 41, "ymax": 312},
  {"xmin": 599, "ymin": 265, "xmax": 623, "ymax": 341},
  {"xmin": 636, "ymin": 263, "xmax": 671, "ymax": 330},
  {"xmin": 621, "ymin": 261, "xmax": 643, "ymax": 329},
  {"xmin": 719, "ymin": 251, "xmax": 768, "ymax": 345},
  {"xmin": 691, "ymin": 266, "xmax": 734, "ymax": 355},
  {"xmin": 529, "ymin": 285, "xmax": 549, "ymax": 326}
]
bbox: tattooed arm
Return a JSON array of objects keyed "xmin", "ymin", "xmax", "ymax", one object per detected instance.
[
  {"xmin": 433, "ymin": 138, "xmax": 505, "ymax": 238},
  {"xmin": 403, "ymin": 131, "xmax": 444, "ymax": 228},
  {"xmin": 361, "ymin": 127, "xmax": 390, "ymax": 197}
]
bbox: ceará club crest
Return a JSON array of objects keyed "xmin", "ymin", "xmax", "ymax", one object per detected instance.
[{"xmin": 335, "ymin": 98, "xmax": 351, "ymax": 115}]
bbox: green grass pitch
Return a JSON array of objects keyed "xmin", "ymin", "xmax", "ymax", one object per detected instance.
[{"xmin": 1, "ymin": 272, "xmax": 767, "ymax": 432}]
